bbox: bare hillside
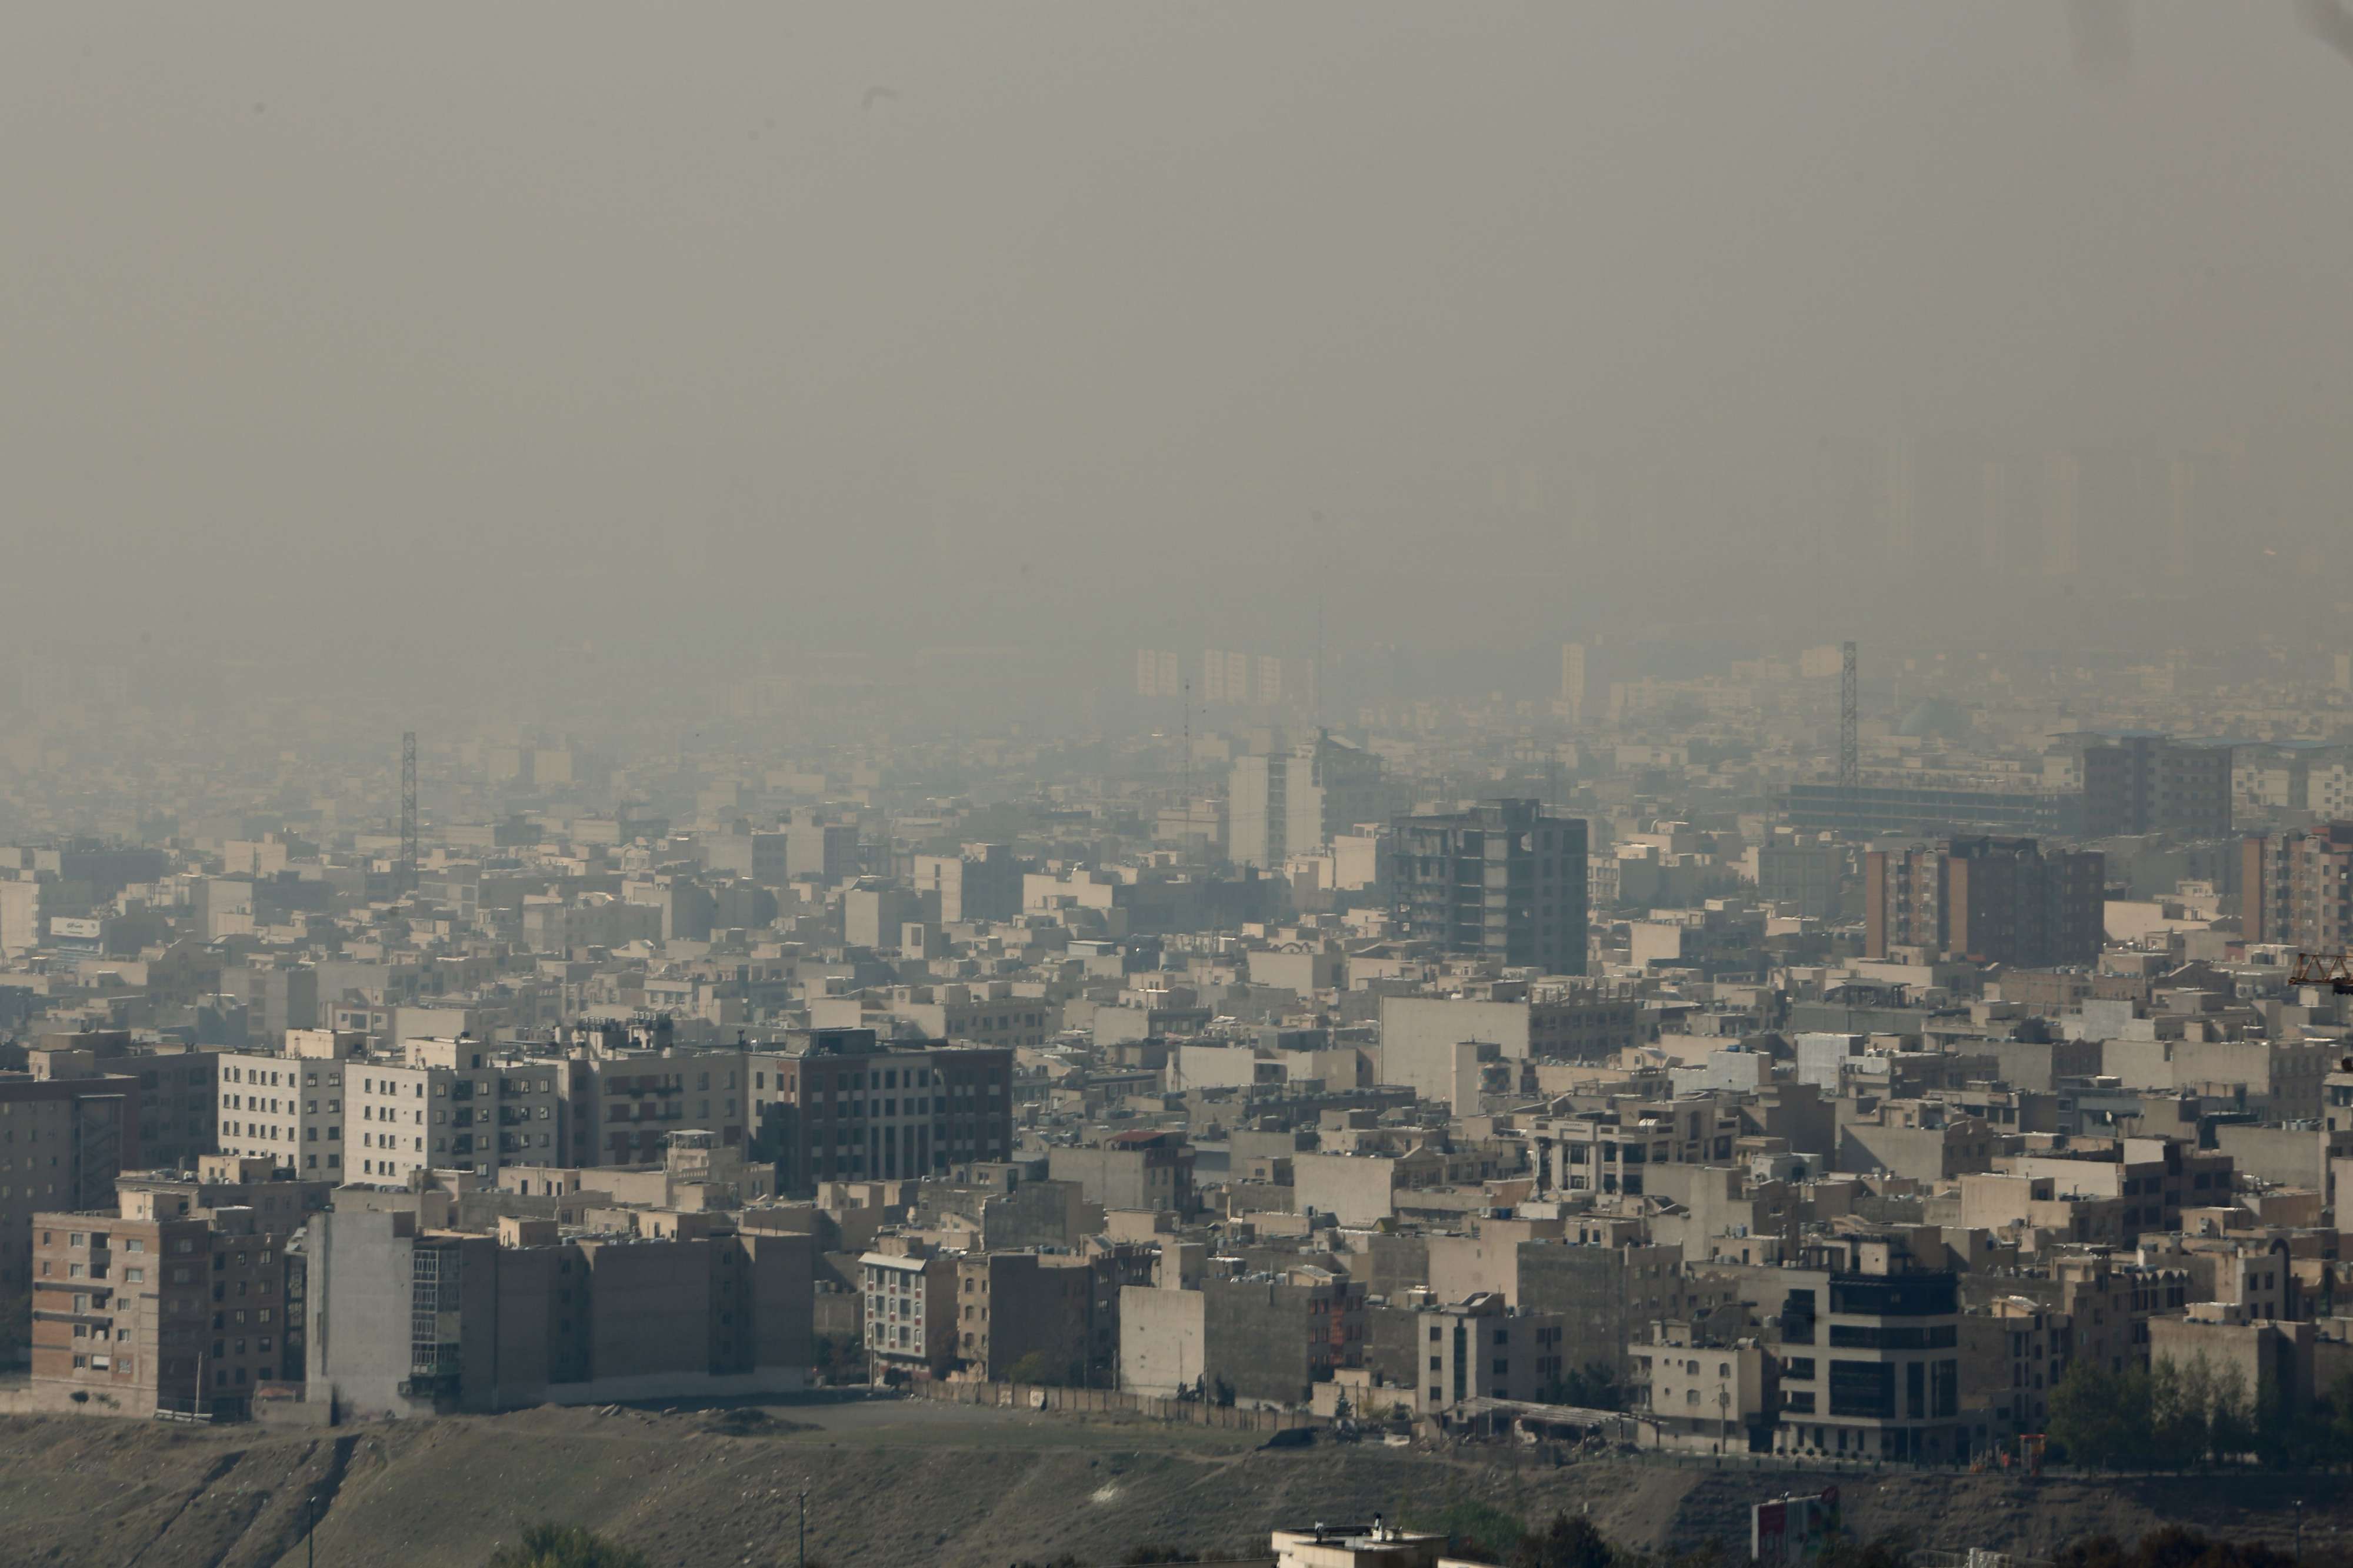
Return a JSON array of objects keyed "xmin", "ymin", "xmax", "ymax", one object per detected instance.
[{"xmin": 0, "ymin": 1402, "xmax": 2334, "ymax": 1568}]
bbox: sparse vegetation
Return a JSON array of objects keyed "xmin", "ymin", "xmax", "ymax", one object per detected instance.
[{"xmin": 485, "ymin": 1523, "xmax": 650, "ymax": 1568}]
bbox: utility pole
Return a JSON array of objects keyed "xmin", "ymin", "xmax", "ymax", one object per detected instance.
[
  {"xmin": 798, "ymin": 1486, "xmax": 807, "ymax": 1568},
  {"xmin": 306, "ymin": 1493, "xmax": 318, "ymax": 1568}
]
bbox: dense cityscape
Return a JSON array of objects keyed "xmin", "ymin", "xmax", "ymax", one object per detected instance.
[
  {"xmin": 12, "ymin": 3, "xmax": 2353, "ymax": 1565},
  {"xmin": 5, "ymin": 630, "xmax": 2353, "ymax": 1547}
]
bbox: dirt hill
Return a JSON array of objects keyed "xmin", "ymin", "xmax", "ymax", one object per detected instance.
[{"xmin": 0, "ymin": 1400, "xmax": 2339, "ymax": 1568}]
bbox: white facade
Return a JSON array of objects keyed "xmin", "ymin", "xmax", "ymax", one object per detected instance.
[
  {"xmin": 215, "ymin": 1052, "xmax": 344, "ymax": 1175},
  {"xmin": 347, "ymin": 1039, "xmax": 565, "ymax": 1183}
]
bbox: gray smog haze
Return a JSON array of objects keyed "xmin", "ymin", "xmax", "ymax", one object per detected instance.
[{"xmin": 5, "ymin": 3, "xmax": 2351, "ymax": 719}]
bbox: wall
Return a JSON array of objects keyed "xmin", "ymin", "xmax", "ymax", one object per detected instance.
[
  {"xmin": 1118, "ymin": 1285, "xmax": 1204, "ymax": 1397},
  {"xmin": 307, "ymin": 1209, "xmax": 421, "ymax": 1420}
]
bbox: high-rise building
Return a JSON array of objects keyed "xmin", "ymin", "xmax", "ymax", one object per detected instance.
[
  {"xmin": 2239, "ymin": 823, "xmax": 2353, "ymax": 952},
  {"xmin": 1864, "ymin": 838, "xmax": 2104, "ymax": 967},
  {"xmin": 0, "ymin": 1073, "xmax": 139, "ymax": 1310},
  {"xmin": 1391, "ymin": 799, "xmax": 1588, "ymax": 975},
  {"xmin": 1227, "ymin": 732, "xmax": 1387, "ymax": 869},
  {"xmin": 2080, "ymin": 735, "xmax": 2233, "ymax": 839},
  {"xmin": 1559, "ymin": 643, "xmax": 1587, "ymax": 723}
]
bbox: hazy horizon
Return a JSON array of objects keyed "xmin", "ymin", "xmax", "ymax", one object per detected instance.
[{"xmin": 8, "ymin": 2, "xmax": 2353, "ymax": 726}]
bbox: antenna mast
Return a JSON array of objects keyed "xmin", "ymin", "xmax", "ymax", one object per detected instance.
[
  {"xmin": 1838, "ymin": 642, "xmax": 1859, "ymax": 835},
  {"xmin": 399, "ymin": 730, "xmax": 419, "ymax": 895}
]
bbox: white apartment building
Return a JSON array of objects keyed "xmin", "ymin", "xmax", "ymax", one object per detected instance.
[
  {"xmin": 860, "ymin": 1247, "xmax": 956, "ymax": 1379},
  {"xmin": 346, "ymin": 1037, "xmax": 566, "ymax": 1183},
  {"xmin": 215, "ymin": 1052, "xmax": 345, "ymax": 1175}
]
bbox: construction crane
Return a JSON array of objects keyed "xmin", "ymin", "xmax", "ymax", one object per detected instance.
[{"xmin": 2289, "ymin": 952, "xmax": 2353, "ymax": 993}]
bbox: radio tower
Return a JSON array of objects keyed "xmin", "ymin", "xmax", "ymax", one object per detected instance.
[
  {"xmin": 398, "ymin": 731, "xmax": 419, "ymax": 895},
  {"xmin": 1838, "ymin": 642, "xmax": 1859, "ymax": 833}
]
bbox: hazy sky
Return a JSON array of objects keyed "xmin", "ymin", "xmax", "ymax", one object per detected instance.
[{"xmin": 6, "ymin": 3, "xmax": 2351, "ymax": 702}]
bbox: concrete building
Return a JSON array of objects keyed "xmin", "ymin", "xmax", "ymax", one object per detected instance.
[
  {"xmin": 1864, "ymin": 838, "xmax": 2104, "ymax": 967},
  {"xmin": 911, "ymin": 843, "xmax": 1023, "ymax": 924},
  {"xmin": 1756, "ymin": 843, "xmax": 1841, "ymax": 920},
  {"xmin": 953, "ymin": 1250, "xmax": 1098, "ymax": 1384},
  {"xmin": 1518, "ymin": 1237, "xmax": 1707, "ymax": 1382},
  {"xmin": 2148, "ymin": 1310, "xmax": 2314, "ymax": 1420},
  {"xmin": 1392, "ymin": 800, "xmax": 1588, "ymax": 975},
  {"xmin": 751, "ymin": 1030, "xmax": 1014, "ymax": 1194},
  {"xmin": 1528, "ymin": 1101, "xmax": 1744, "ymax": 1198},
  {"xmin": 1120, "ymin": 1270, "xmax": 1208, "ymax": 1397},
  {"xmin": 215, "ymin": 1050, "xmax": 343, "ymax": 1175},
  {"xmin": 1414, "ymin": 1292, "xmax": 1571, "ymax": 1410},
  {"xmin": 1230, "ymin": 733, "xmax": 1387, "ymax": 870},
  {"xmin": 1632, "ymin": 1319, "xmax": 1769, "ymax": 1452},
  {"xmin": 862, "ymin": 1242, "xmax": 958, "ymax": 1382},
  {"xmin": 29, "ymin": 1194, "xmax": 294, "ymax": 1419},
  {"xmin": 306, "ymin": 1207, "xmax": 814, "ymax": 1417},
  {"xmin": 1202, "ymin": 1269, "xmax": 1365, "ymax": 1409},
  {"xmin": 1733, "ymin": 1235, "xmax": 1965, "ymax": 1463},
  {"xmin": 2239, "ymin": 822, "xmax": 2353, "ymax": 950},
  {"xmin": 1378, "ymin": 990, "xmax": 1639, "ymax": 1095},
  {"xmin": 344, "ymin": 1038, "xmax": 569, "ymax": 1185},
  {"xmin": 2081, "ymin": 735, "xmax": 2232, "ymax": 839},
  {"xmin": 1048, "ymin": 1130, "xmax": 1195, "ymax": 1216},
  {"xmin": 0, "ymin": 1073, "xmax": 140, "ymax": 1305}
]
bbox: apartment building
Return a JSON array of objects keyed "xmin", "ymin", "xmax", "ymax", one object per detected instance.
[
  {"xmin": 1960, "ymin": 1296, "xmax": 2068, "ymax": 1446},
  {"xmin": 1391, "ymin": 799, "xmax": 1588, "ymax": 976},
  {"xmin": 33, "ymin": 1032, "xmax": 215, "ymax": 1169},
  {"xmin": 1414, "ymin": 1292, "xmax": 1571, "ymax": 1410},
  {"xmin": 910, "ymin": 843, "xmax": 1022, "ymax": 923},
  {"xmin": 1632, "ymin": 1319, "xmax": 1769, "ymax": 1452},
  {"xmin": 885, "ymin": 983, "xmax": 1056, "ymax": 1050},
  {"xmin": 573, "ymin": 1048, "xmax": 755, "ymax": 1168},
  {"xmin": 344, "ymin": 1039, "xmax": 568, "ymax": 1185},
  {"xmin": 214, "ymin": 1050, "xmax": 342, "ymax": 1175},
  {"xmin": 953, "ymin": 1250, "xmax": 1100, "ymax": 1384},
  {"xmin": 1201, "ymin": 1268, "xmax": 1367, "ymax": 1409},
  {"xmin": 752, "ymin": 1030, "xmax": 1014, "ymax": 1195},
  {"xmin": 1516, "ymin": 1237, "xmax": 1714, "ymax": 1382},
  {"xmin": 862, "ymin": 1242, "xmax": 959, "ymax": 1381},
  {"xmin": 116, "ymin": 1155, "xmax": 332, "ymax": 1233},
  {"xmin": 28, "ymin": 1197, "xmax": 293, "ymax": 1420},
  {"xmin": 1997, "ymin": 1137, "xmax": 2234, "ymax": 1243},
  {"xmin": 2239, "ymin": 822, "xmax": 2353, "ymax": 950},
  {"xmin": 1048, "ymin": 1130, "xmax": 1195, "ymax": 1216},
  {"xmin": 306, "ymin": 1206, "xmax": 814, "ymax": 1417},
  {"xmin": 1528, "ymin": 1100, "xmax": 1743, "ymax": 1199},
  {"xmin": 1715, "ymin": 1234, "xmax": 1965, "ymax": 1463},
  {"xmin": 1378, "ymin": 988, "xmax": 1642, "ymax": 1080},
  {"xmin": 1229, "ymin": 733, "xmax": 1387, "ymax": 870},
  {"xmin": 1864, "ymin": 838, "xmax": 2104, "ymax": 967},
  {"xmin": 0, "ymin": 1073, "xmax": 139, "ymax": 1302},
  {"xmin": 2081, "ymin": 735, "xmax": 2232, "ymax": 839}
]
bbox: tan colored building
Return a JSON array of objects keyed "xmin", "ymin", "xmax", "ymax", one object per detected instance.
[
  {"xmin": 1632, "ymin": 1319, "xmax": 1768, "ymax": 1452},
  {"xmin": 29, "ymin": 1196, "xmax": 294, "ymax": 1420},
  {"xmin": 305, "ymin": 1206, "xmax": 814, "ymax": 1418},
  {"xmin": 1412, "ymin": 1292, "xmax": 1571, "ymax": 1411},
  {"xmin": 953, "ymin": 1250, "xmax": 1097, "ymax": 1383}
]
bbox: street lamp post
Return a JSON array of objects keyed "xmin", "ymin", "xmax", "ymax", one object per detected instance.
[{"xmin": 305, "ymin": 1494, "xmax": 318, "ymax": 1568}]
